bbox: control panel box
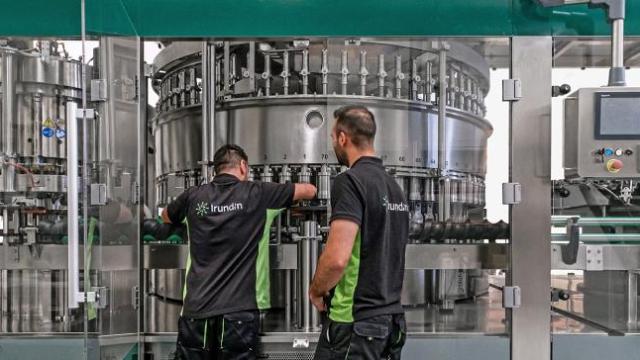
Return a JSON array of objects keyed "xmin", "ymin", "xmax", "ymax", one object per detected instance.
[{"xmin": 564, "ymin": 87, "xmax": 640, "ymax": 179}]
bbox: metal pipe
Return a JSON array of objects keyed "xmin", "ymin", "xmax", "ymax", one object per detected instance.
[
  {"xmin": 301, "ymin": 50, "xmax": 309, "ymax": 95},
  {"xmin": 1, "ymin": 50, "xmax": 16, "ymax": 155},
  {"xmin": 223, "ymin": 42, "xmax": 230, "ymax": 94},
  {"xmin": 341, "ymin": 50, "xmax": 349, "ymax": 95},
  {"xmin": 201, "ymin": 42, "xmax": 216, "ymax": 181},
  {"xmin": 297, "ymin": 220, "xmax": 320, "ymax": 332},
  {"xmin": 410, "ymin": 59, "xmax": 419, "ymax": 101},
  {"xmin": 425, "ymin": 61, "xmax": 433, "ymax": 102},
  {"xmin": 609, "ymin": 18, "xmax": 626, "ymax": 86},
  {"xmin": 321, "ymin": 49, "xmax": 329, "ymax": 95},
  {"xmin": 318, "ymin": 164, "xmax": 331, "ymax": 200},
  {"xmin": 551, "ymin": 233, "xmax": 640, "ymax": 243},
  {"xmin": 247, "ymin": 41, "xmax": 255, "ymax": 93},
  {"xmin": 262, "ymin": 53, "xmax": 271, "ymax": 96},
  {"xmin": 612, "ymin": 19, "xmax": 624, "ymax": 69},
  {"xmin": 66, "ymin": 101, "xmax": 80, "ymax": 309},
  {"xmin": 628, "ymin": 271, "xmax": 638, "ymax": 329},
  {"xmin": 437, "ymin": 43, "xmax": 448, "ymax": 172},
  {"xmin": 551, "ymin": 216, "xmax": 640, "ymax": 226},
  {"xmin": 394, "ymin": 55, "xmax": 403, "ymax": 99},
  {"xmin": 438, "ymin": 177, "xmax": 451, "ymax": 222},
  {"xmin": 359, "ymin": 50, "xmax": 368, "ymax": 96},
  {"xmin": 377, "ymin": 54, "xmax": 386, "ymax": 97},
  {"xmin": 551, "ymin": 306, "xmax": 625, "ymax": 336},
  {"xmin": 281, "ymin": 50, "xmax": 290, "ymax": 95}
]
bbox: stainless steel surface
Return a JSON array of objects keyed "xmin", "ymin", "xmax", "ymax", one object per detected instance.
[
  {"xmin": 405, "ymin": 244, "xmax": 507, "ymax": 270},
  {"xmin": 0, "ymin": 245, "xmax": 137, "ymax": 271},
  {"xmin": 143, "ymin": 243, "xmax": 507, "ymax": 271},
  {"xmin": 508, "ymin": 36, "xmax": 552, "ymax": 360}
]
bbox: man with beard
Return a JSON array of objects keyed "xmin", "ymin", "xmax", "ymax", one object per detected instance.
[{"xmin": 310, "ymin": 105, "xmax": 410, "ymax": 359}]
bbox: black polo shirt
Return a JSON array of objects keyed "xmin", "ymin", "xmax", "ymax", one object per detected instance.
[
  {"xmin": 166, "ymin": 173, "xmax": 294, "ymax": 318},
  {"xmin": 328, "ymin": 156, "xmax": 409, "ymax": 323}
]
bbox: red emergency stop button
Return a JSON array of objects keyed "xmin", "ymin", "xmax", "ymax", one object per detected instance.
[{"xmin": 606, "ymin": 159, "xmax": 624, "ymax": 173}]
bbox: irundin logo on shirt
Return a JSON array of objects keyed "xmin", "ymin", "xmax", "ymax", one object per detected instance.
[
  {"xmin": 195, "ymin": 201, "xmax": 244, "ymax": 217},
  {"xmin": 195, "ymin": 202, "xmax": 209, "ymax": 217},
  {"xmin": 210, "ymin": 202, "xmax": 244, "ymax": 214},
  {"xmin": 382, "ymin": 196, "xmax": 409, "ymax": 212}
]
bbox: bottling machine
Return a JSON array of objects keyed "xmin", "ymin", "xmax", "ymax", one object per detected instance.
[{"xmin": 3, "ymin": 0, "xmax": 640, "ymax": 359}]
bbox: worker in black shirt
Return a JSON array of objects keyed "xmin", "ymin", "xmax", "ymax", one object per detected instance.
[
  {"xmin": 310, "ymin": 106, "xmax": 410, "ymax": 359},
  {"xmin": 162, "ymin": 144, "xmax": 317, "ymax": 360}
]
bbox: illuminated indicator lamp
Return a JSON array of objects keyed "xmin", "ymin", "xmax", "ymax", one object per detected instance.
[{"xmin": 606, "ymin": 159, "xmax": 624, "ymax": 173}]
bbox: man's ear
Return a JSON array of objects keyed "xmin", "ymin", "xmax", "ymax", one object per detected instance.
[{"xmin": 338, "ymin": 131, "xmax": 347, "ymax": 146}]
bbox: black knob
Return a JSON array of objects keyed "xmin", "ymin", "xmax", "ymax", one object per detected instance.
[
  {"xmin": 552, "ymin": 84, "xmax": 572, "ymax": 97},
  {"xmin": 557, "ymin": 187, "xmax": 571, "ymax": 198}
]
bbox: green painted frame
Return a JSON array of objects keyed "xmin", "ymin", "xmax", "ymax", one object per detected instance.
[{"xmin": 0, "ymin": 0, "xmax": 638, "ymax": 38}]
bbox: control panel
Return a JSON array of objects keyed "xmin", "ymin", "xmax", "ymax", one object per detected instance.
[{"xmin": 564, "ymin": 87, "xmax": 640, "ymax": 178}]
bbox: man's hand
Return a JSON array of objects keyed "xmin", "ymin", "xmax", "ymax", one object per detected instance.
[{"xmin": 309, "ymin": 288, "xmax": 327, "ymax": 312}]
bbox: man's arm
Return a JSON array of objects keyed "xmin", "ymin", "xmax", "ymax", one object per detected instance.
[
  {"xmin": 161, "ymin": 187, "xmax": 195, "ymax": 224},
  {"xmin": 309, "ymin": 219, "xmax": 359, "ymax": 311},
  {"xmin": 293, "ymin": 183, "xmax": 317, "ymax": 201},
  {"xmin": 161, "ymin": 208, "xmax": 172, "ymax": 224}
]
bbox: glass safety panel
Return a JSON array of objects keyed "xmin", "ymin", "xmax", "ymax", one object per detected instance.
[
  {"xmin": 142, "ymin": 37, "xmax": 512, "ymax": 359},
  {"xmin": 551, "ymin": 36, "xmax": 640, "ymax": 359},
  {"xmin": 0, "ymin": 37, "xmax": 91, "ymax": 359},
  {"xmin": 325, "ymin": 37, "xmax": 510, "ymax": 359}
]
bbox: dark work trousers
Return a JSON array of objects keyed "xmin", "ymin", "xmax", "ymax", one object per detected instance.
[
  {"xmin": 313, "ymin": 313, "xmax": 406, "ymax": 360},
  {"xmin": 174, "ymin": 310, "xmax": 260, "ymax": 360}
]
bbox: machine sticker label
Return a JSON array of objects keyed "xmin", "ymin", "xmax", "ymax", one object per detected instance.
[
  {"xmin": 41, "ymin": 127, "xmax": 54, "ymax": 138},
  {"xmin": 42, "ymin": 117, "xmax": 55, "ymax": 128},
  {"xmin": 42, "ymin": 118, "xmax": 56, "ymax": 138}
]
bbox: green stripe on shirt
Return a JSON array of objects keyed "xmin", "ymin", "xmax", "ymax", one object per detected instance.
[
  {"xmin": 329, "ymin": 231, "xmax": 361, "ymax": 323},
  {"xmin": 256, "ymin": 208, "xmax": 284, "ymax": 310}
]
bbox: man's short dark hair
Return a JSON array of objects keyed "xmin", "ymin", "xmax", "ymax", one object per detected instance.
[
  {"xmin": 213, "ymin": 144, "xmax": 248, "ymax": 174},
  {"xmin": 333, "ymin": 105, "xmax": 376, "ymax": 148}
]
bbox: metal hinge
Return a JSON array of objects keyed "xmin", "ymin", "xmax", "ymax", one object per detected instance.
[
  {"xmin": 91, "ymin": 79, "xmax": 108, "ymax": 101},
  {"xmin": 144, "ymin": 63, "xmax": 155, "ymax": 78},
  {"xmin": 503, "ymin": 286, "xmax": 522, "ymax": 309},
  {"xmin": 75, "ymin": 108, "xmax": 95, "ymax": 120},
  {"xmin": 90, "ymin": 183, "xmax": 107, "ymax": 206},
  {"xmin": 92, "ymin": 286, "xmax": 109, "ymax": 309},
  {"xmin": 502, "ymin": 182, "xmax": 522, "ymax": 205},
  {"xmin": 502, "ymin": 79, "xmax": 522, "ymax": 101},
  {"xmin": 131, "ymin": 286, "xmax": 140, "ymax": 310}
]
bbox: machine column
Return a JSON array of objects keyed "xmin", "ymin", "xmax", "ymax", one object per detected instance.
[{"xmin": 508, "ymin": 36, "xmax": 552, "ymax": 360}]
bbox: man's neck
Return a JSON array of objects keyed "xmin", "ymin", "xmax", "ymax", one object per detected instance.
[
  {"xmin": 217, "ymin": 170, "xmax": 242, "ymax": 180},
  {"xmin": 347, "ymin": 149, "xmax": 376, "ymax": 167}
]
